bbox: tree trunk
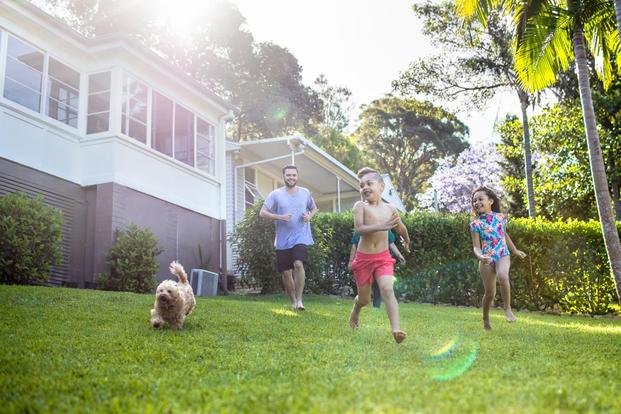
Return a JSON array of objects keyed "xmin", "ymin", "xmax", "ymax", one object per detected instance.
[
  {"xmin": 573, "ymin": 26, "xmax": 621, "ymax": 304},
  {"xmin": 518, "ymin": 91, "xmax": 536, "ymax": 218}
]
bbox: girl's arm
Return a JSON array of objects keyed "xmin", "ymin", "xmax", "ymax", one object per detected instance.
[
  {"xmin": 348, "ymin": 244, "xmax": 356, "ymax": 270},
  {"xmin": 505, "ymin": 233, "xmax": 526, "ymax": 258},
  {"xmin": 389, "ymin": 243, "xmax": 406, "ymax": 264},
  {"xmin": 353, "ymin": 202, "xmax": 398, "ymax": 235},
  {"xmin": 471, "ymin": 232, "xmax": 493, "ymax": 265}
]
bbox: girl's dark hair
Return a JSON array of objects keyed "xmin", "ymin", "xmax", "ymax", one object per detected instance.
[{"xmin": 471, "ymin": 186, "xmax": 501, "ymax": 213}]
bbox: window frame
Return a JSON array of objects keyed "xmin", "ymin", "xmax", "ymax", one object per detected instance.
[{"xmin": 0, "ymin": 30, "xmax": 83, "ymax": 132}]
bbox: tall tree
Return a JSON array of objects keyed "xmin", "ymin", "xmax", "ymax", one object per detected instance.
[
  {"xmin": 394, "ymin": 1, "xmax": 537, "ymax": 217},
  {"xmin": 313, "ymin": 74, "xmax": 353, "ymax": 132},
  {"xmin": 457, "ymin": 0, "xmax": 621, "ymax": 302},
  {"xmin": 353, "ymin": 97, "xmax": 469, "ymax": 210}
]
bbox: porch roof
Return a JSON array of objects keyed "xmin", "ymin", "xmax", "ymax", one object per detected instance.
[{"xmin": 227, "ymin": 135, "xmax": 361, "ymax": 207}]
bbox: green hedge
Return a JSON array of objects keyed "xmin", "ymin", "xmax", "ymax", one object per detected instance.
[
  {"xmin": 0, "ymin": 192, "xmax": 63, "ymax": 285},
  {"xmin": 232, "ymin": 209, "xmax": 620, "ymax": 315},
  {"xmin": 97, "ymin": 224, "xmax": 163, "ymax": 293}
]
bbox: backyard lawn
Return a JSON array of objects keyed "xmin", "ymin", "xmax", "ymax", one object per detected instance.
[{"xmin": 1, "ymin": 285, "xmax": 620, "ymax": 413}]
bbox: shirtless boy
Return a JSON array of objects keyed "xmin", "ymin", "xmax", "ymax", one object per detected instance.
[{"xmin": 349, "ymin": 167, "xmax": 410, "ymax": 343}]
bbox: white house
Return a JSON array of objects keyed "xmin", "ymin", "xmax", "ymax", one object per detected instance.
[
  {"xmin": 0, "ymin": 0, "xmax": 236, "ymax": 286},
  {"xmin": 225, "ymin": 134, "xmax": 406, "ymax": 272}
]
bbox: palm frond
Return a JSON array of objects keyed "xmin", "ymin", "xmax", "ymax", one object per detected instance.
[
  {"xmin": 582, "ymin": 0, "xmax": 620, "ymax": 89},
  {"xmin": 514, "ymin": 0, "xmax": 574, "ymax": 92}
]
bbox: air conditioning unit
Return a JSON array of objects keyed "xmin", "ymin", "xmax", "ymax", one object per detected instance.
[{"xmin": 190, "ymin": 269, "xmax": 219, "ymax": 297}]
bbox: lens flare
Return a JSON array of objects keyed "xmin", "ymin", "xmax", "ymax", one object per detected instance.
[
  {"xmin": 271, "ymin": 308, "xmax": 299, "ymax": 317},
  {"xmin": 424, "ymin": 334, "xmax": 479, "ymax": 381}
]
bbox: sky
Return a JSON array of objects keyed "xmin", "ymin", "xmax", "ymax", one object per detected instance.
[{"xmin": 230, "ymin": 0, "xmax": 522, "ymax": 144}]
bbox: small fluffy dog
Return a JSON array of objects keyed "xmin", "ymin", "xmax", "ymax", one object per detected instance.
[{"xmin": 150, "ymin": 261, "xmax": 196, "ymax": 329}]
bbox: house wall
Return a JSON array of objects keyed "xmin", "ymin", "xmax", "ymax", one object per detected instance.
[
  {"xmin": 0, "ymin": 157, "xmax": 87, "ymax": 286},
  {"xmin": 0, "ymin": 159, "xmax": 222, "ymax": 286}
]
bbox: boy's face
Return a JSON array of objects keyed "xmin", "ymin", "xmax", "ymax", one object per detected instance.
[{"xmin": 359, "ymin": 173, "xmax": 384, "ymax": 202}]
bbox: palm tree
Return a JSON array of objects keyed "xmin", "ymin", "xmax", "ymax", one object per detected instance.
[{"xmin": 456, "ymin": 0, "xmax": 621, "ymax": 303}]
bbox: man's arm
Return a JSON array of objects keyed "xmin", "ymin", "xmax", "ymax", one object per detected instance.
[
  {"xmin": 259, "ymin": 205, "xmax": 291, "ymax": 222},
  {"xmin": 353, "ymin": 202, "xmax": 398, "ymax": 235},
  {"xmin": 303, "ymin": 200, "xmax": 318, "ymax": 222}
]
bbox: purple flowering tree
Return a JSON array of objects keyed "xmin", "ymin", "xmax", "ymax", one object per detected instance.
[{"xmin": 417, "ymin": 143, "xmax": 503, "ymax": 213}]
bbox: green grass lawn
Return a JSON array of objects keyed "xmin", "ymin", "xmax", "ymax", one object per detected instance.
[{"xmin": 1, "ymin": 285, "xmax": 620, "ymax": 413}]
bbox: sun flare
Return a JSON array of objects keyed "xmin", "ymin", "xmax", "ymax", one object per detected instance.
[{"xmin": 154, "ymin": 0, "xmax": 212, "ymax": 38}]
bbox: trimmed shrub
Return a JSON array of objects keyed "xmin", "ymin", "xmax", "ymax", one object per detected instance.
[
  {"xmin": 232, "ymin": 209, "xmax": 619, "ymax": 315},
  {"xmin": 0, "ymin": 192, "xmax": 63, "ymax": 285},
  {"xmin": 97, "ymin": 224, "xmax": 163, "ymax": 293}
]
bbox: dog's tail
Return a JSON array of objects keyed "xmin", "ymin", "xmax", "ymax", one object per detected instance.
[{"xmin": 169, "ymin": 261, "xmax": 189, "ymax": 284}]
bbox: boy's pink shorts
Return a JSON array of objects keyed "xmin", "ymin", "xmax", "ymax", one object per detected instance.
[{"xmin": 351, "ymin": 250, "xmax": 395, "ymax": 287}]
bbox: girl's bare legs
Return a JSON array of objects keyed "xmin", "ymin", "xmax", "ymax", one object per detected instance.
[
  {"xmin": 349, "ymin": 283, "xmax": 372, "ymax": 328},
  {"xmin": 377, "ymin": 276, "xmax": 406, "ymax": 343},
  {"xmin": 495, "ymin": 256, "xmax": 516, "ymax": 322},
  {"xmin": 479, "ymin": 262, "xmax": 496, "ymax": 330}
]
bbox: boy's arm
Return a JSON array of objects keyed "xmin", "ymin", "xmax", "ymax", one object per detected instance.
[
  {"xmin": 353, "ymin": 202, "xmax": 398, "ymax": 234},
  {"xmin": 505, "ymin": 233, "xmax": 526, "ymax": 258},
  {"xmin": 348, "ymin": 244, "xmax": 356, "ymax": 269},
  {"xmin": 391, "ymin": 208, "xmax": 410, "ymax": 254}
]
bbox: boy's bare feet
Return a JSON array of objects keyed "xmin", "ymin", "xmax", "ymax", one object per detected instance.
[
  {"xmin": 392, "ymin": 330, "xmax": 406, "ymax": 343},
  {"xmin": 483, "ymin": 319, "xmax": 492, "ymax": 330},
  {"xmin": 505, "ymin": 310, "xmax": 517, "ymax": 322},
  {"xmin": 297, "ymin": 302, "xmax": 305, "ymax": 311},
  {"xmin": 349, "ymin": 305, "xmax": 360, "ymax": 329}
]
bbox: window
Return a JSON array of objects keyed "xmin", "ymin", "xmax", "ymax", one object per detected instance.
[
  {"xmin": 151, "ymin": 91, "xmax": 173, "ymax": 156},
  {"xmin": 87, "ymin": 72, "xmax": 111, "ymax": 133},
  {"xmin": 3, "ymin": 35, "xmax": 44, "ymax": 112},
  {"xmin": 121, "ymin": 76, "xmax": 147, "ymax": 143},
  {"xmin": 196, "ymin": 118, "xmax": 215, "ymax": 175},
  {"xmin": 174, "ymin": 104, "xmax": 194, "ymax": 166},
  {"xmin": 46, "ymin": 58, "xmax": 79, "ymax": 127}
]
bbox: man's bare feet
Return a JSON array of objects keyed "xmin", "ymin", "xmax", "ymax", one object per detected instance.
[
  {"xmin": 392, "ymin": 330, "xmax": 407, "ymax": 343},
  {"xmin": 349, "ymin": 305, "xmax": 360, "ymax": 329},
  {"xmin": 505, "ymin": 310, "xmax": 517, "ymax": 323},
  {"xmin": 483, "ymin": 319, "xmax": 492, "ymax": 330}
]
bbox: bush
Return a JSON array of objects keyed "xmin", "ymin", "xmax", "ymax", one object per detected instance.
[
  {"xmin": 0, "ymin": 192, "xmax": 63, "ymax": 285},
  {"xmin": 231, "ymin": 209, "xmax": 620, "ymax": 315},
  {"xmin": 97, "ymin": 224, "xmax": 163, "ymax": 293}
]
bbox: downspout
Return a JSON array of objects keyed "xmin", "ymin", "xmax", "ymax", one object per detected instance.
[{"xmin": 218, "ymin": 110, "xmax": 234, "ymax": 291}]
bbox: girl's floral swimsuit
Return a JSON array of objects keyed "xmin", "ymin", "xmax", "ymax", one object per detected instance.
[{"xmin": 469, "ymin": 212, "xmax": 509, "ymax": 264}]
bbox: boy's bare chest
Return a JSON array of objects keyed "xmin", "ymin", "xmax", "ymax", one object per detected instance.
[{"xmin": 363, "ymin": 205, "xmax": 391, "ymax": 223}]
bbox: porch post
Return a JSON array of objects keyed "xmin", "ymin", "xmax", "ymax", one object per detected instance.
[{"xmin": 336, "ymin": 176, "xmax": 341, "ymax": 212}]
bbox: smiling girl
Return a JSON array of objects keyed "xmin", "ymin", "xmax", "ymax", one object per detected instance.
[{"xmin": 470, "ymin": 187, "xmax": 526, "ymax": 330}]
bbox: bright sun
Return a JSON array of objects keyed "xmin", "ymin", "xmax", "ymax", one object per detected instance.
[{"xmin": 154, "ymin": 0, "xmax": 212, "ymax": 38}]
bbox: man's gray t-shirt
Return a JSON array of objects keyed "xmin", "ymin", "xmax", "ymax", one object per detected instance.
[{"xmin": 264, "ymin": 186, "xmax": 315, "ymax": 250}]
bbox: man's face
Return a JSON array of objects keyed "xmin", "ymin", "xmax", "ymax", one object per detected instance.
[{"xmin": 283, "ymin": 168, "xmax": 298, "ymax": 188}]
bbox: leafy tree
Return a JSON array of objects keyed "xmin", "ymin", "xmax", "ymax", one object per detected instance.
[
  {"xmin": 394, "ymin": 0, "xmax": 537, "ymax": 217},
  {"xmin": 313, "ymin": 74, "xmax": 353, "ymax": 132},
  {"xmin": 416, "ymin": 143, "xmax": 504, "ymax": 213},
  {"xmin": 353, "ymin": 97, "xmax": 469, "ymax": 210},
  {"xmin": 310, "ymin": 127, "xmax": 368, "ymax": 172},
  {"xmin": 496, "ymin": 115, "xmax": 528, "ymax": 217}
]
